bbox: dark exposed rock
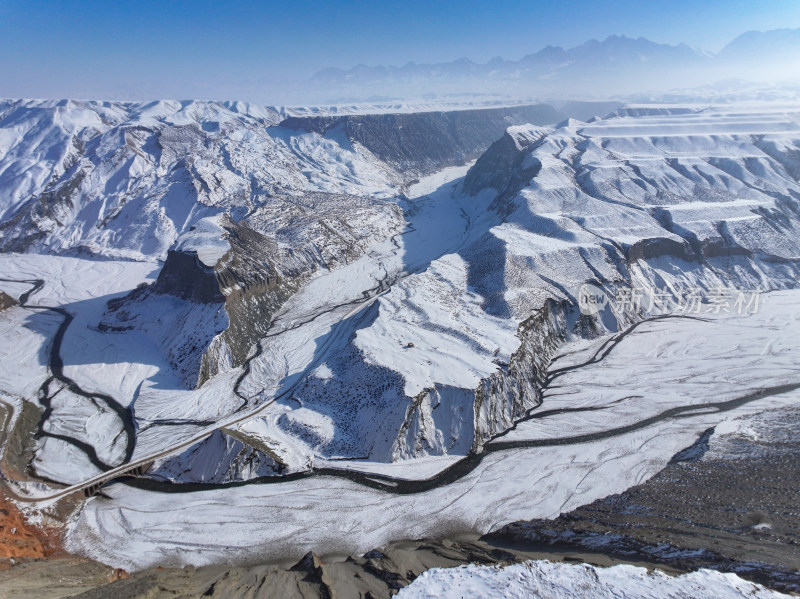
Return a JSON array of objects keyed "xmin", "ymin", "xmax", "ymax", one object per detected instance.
[
  {"xmin": 290, "ymin": 551, "xmax": 324, "ymax": 573},
  {"xmin": 0, "ymin": 170, "xmax": 86, "ymax": 253},
  {"xmin": 462, "ymin": 125, "xmax": 548, "ymax": 214},
  {"xmin": 625, "ymin": 237, "xmax": 696, "ymax": 262},
  {"xmin": 149, "ymin": 429, "xmax": 285, "ymax": 484},
  {"xmin": 49, "ymin": 537, "xmax": 529, "ymax": 599},
  {"xmin": 0, "ymin": 291, "xmax": 18, "ymax": 312},
  {"xmin": 205, "ymin": 218, "xmax": 306, "ymax": 380},
  {"xmin": 472, "ymin": 299, "xmax": 570, "ymax": 452},
  {"xmin": 100, "ymin": 216, "xmax": 307, "ymax": 387},
  {"xmin": 280, "ymin": 104, "xmax": 564, "ymax": 177},
  {"xmin": 485, "ymin": 407, "xmax": 800, "ymax": 594},
  {"xmin": 151, "ymin": 250, "xmax": 224, "ymax": 304},
  {"xmin": 670, "ymin": 427, "xmax": 714, "ymax": 463}
]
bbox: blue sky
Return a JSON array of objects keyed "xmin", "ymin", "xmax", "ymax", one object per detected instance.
[{"xmin": 1, "ymin": 0, "xmax": 798, "ymax": 102}]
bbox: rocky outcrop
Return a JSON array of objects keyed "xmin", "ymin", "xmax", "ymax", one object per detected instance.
[
  {"xmin": 471, "ymin": 300, "xmax": 569, "ymax": 452},
  {"xmin": 101, "ymin": 251, "xmax": 230, "ymax": 387},
  {"xmin": 462, "ymin": 124, "xmax": 550, "ymax": 213},
  {"xmin": 199, "ymin": 219, "xmax": 308, "ymax": 384},
  {"xmin": 102, "ymin": 218, "xmax": 306, "ymax": 388},
  {"xmin": 392, "ymin": 300, "xmax": 574, "ymax": 461},
  {"xmin": 391, "ymin": 295, "xmax": 630, "ymax": 461},
  {"xmin": 149, "ymin": 429, "xmax": 284, "ymax": 483},
  {"xmin": 7, "ymin": 536, "xmax": 527, "ymax": 598},
  {"xmin": 0, "ymin": 169, "xmax": 86, "ymax": 254},
  {"xmin": 392, "ymin": 386, "xmax": 475, "ymax": 460},
  {"xmin": 150, "ymin": 250, "xmax": 224, "ymax": 304},
  {"xmin": 102, "ymin": 188, "xmax": 406, "ymax": 389},
  {"xmin": 624, "ymin": 236, "xmax": 697, "ymax": 262},
  {"xmin": 0, "ymin": 291, "xmax": 18, "ymax": 312}
]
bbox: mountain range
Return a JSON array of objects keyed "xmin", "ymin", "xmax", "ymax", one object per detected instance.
[{"xmin": 309, "ymin": 28, "xmax": 800, "ymax": 100}]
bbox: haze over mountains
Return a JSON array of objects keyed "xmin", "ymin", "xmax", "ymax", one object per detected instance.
[{"xmin": 308, "ymin": 28, "xmax": 800, "ymax": 102}]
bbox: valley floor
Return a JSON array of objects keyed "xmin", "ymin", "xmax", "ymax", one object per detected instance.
[
  {"xmin": 0, "ymin": 270, "xmax": 798, "ymax": 596},
  {"xmin": 2, "ymin": 400, "xmax": 798, "ymax": 598}
]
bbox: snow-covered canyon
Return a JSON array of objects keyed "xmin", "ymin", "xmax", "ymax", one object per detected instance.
[{"xmin": 0, "ymin": 100, "xmax": 799, "ymax": 574}]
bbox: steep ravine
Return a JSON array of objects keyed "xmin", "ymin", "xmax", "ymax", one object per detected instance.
[
  {"xmin": 279, "ymin": 104, "xmax": 565, "ymax": 176},
  {"xmin": 102, "ymin": 218, "xmax": 311, "ymax": 389}
]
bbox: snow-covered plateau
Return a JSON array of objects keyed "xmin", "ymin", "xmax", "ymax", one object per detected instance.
[{"xmin": 0, "ymin": 100, "xmax": 799, "ymax": 585}]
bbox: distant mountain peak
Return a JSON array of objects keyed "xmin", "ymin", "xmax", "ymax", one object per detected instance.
[{"xmin": 309, "ymin": 28, "xmax": 800, "ymax": 99}]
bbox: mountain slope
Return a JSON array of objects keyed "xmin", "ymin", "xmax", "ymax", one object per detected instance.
[{"xmin": 155, "ymin": 103, "xmax": 800, "ymax": 479}]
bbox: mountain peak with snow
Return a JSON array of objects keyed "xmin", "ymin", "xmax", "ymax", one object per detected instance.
[{"xmin": 307, "ymin": 28, "xmax": 799, "ymax": 102}]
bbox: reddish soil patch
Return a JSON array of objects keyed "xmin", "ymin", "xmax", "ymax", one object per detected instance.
[{"xmin": 0, "ymin": 490, "xmax": 62, "ymax": 568}]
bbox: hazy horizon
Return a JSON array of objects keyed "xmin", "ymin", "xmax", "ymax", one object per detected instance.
[{"xmin": 1, "ymin": 0, "xmax": 800, "ymax": 104}]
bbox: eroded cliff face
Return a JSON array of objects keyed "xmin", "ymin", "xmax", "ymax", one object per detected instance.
[
  {"xmin": 391, "ymin": 300, "xmax": 570, "ymax": 461},
  {"xmin": 151, "ymin": 250, "xmax": 225, "ymax": 304},
  {"xmin": 392, "ymin": 386, "xmax": 475, "ymax": 460},
  {"xmin": 103, "ymin": 195, "xmax": 406, "ymax": 389},
  {"xmin": 1, "ymin": 100, "xmax": 587, "ymax": 396},
  {"xmin": 199, "ymin": 219, "xmax": 308, "ymax": 386},
  {"xmin": 0, "ymin": 291, "xmax": 19, "ymax": 312},
  {"xmin": 101, "ymin": 218, "xmax": 307, "ymax": 388},
  {"xmin": 471, "ymin": 300, "xmax": 569, "ymax": 452},
  {"xmin": 101, "ymin": 252, "xmax": 230, "ymax": 388},
  {"xmin": 388, "ymin": 106, "xmax": 800, "ymax": 466},
  {"xmin": 279, "ymin": 104, "xmax": 564, "ymax": 177},
  {"xmin": 462, "ymin": 124, "xmax": 550, "ymax": 212},
  {"xmin": 150, "ymin": 429, "xmax": 285, "ymax": 483}
]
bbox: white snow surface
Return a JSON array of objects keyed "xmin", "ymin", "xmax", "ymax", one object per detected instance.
[
  {"xmin": 0, "ymin": 98, "xmax": 399, "ymax": 261},
  {"xmin": 64, "ymin": 291, "xmax": 800, "ymax": 569},
  {"xmin": 231, "ymin": 101, "xmax": 800, "ymax": 466},
  {"xmin": 397, "ymin": 561, "xmax": 792, "ymax": 599},
  {"xmin": 1, "ymin": 102, "xmax": 800, "ymax": 570},
  {"xmin": 172, "ymin": 215, "xmax": 230, "ymax": 266}
]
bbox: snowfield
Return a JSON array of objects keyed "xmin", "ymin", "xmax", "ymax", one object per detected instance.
[
  {"xmin": 396, "ymin": 561, "xmax": 793, "ymax": 599},
  {"xmin": 0, "ymin": 101, "xmax": 799, "ymax": 575},
  {"xmin": 62, "ymin": 290, "xmax": 800, "ymax": 570}
]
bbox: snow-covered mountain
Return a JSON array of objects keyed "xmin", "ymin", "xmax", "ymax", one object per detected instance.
[
  {"xmin": 2, "ymin": 99, "xmax": 600, "ymax": 387},
  {"xmin": 216, "ymin": 103, "xmax": 800, "ymax": 472},
  {"xmin": 310, "ymin": 29, "xmax": 800, "ymax": 100},
  {"xmin": 0, "ymin": 99, "xmax": 588, "ymax": 261},
  {"xmin": 4, "ymin": 99, "xmax": 800, "ymax": 482},
  {"xmin": 718, "ymin": 28, "xmax": 800, "ymax": 65},
  {"xmin": 2, "ymin": 99, "xmax": 800, "ymax": 573},
  {"xmin": 0, "ymin": 98, "xmax": 392, "ymax": 261}
]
